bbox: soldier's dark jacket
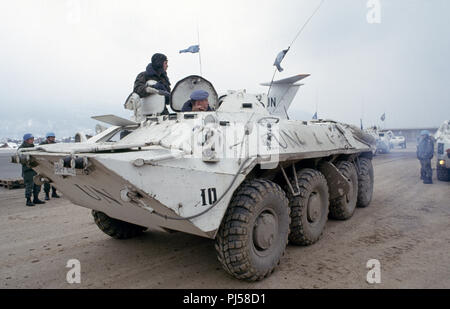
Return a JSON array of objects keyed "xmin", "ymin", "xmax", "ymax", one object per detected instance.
[
  {"xmin": 417, "ymin": 135, "xmax": 435, "ymax": 160},
  {"xmin": 18, "ymin": 141, "xmax": 35, "ymax": 175},
  {"xmin": 133, "ymin": 64, "xmax": 171, "ymax": 98}
]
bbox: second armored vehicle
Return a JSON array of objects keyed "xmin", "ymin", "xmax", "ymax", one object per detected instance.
[{"xmin": 435, "ymin": 120, "xmax": 450, "ymax": 181}]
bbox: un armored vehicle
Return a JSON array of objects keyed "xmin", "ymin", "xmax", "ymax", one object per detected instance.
[
  {"xmin": 435, "ymin": 120, "xmax": 450, "ymax": 181},
  {"xmin": 14, "ymin": 74, "xmax": 375, "ymax": 281},
  {"xmin": 390, "ymin": 135, "xmax": 406, "ymax": 149}
]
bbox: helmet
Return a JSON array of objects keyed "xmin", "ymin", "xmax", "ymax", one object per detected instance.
[
  {"xmin": 23, "ymin": 133, "xmax": 34, "ymax": 141},
  {"xmin": 46, "ymin": 132, "xmax": 56, "ymax": 138},
  {"xmin": 190, "ymin": 90, "xmax": 209, "ymax": 101},
  {"xmin": 420, "ymin": 130, "xmax": 430, "ymax": 136},
  {"xmin": 151, "ymin": 53, "xmax": 168, "ymax": 70}
]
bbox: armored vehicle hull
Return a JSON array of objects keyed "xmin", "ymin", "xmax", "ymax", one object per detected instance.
[{"xmin": 14, "ymin": 75, "xmax": 376, "ymax": 281}]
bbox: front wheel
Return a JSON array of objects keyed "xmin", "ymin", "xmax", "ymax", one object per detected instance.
[
  {"xmin": 215, "ymin": 179, "xmax": 290, "ymax": 281},
  {"xmin": 92, "ymin": 211, "xmax": 147, "ymax": 239},
  {"xmin": 437, "ymin": 165, "xmax": 450, "ymax": 181}
]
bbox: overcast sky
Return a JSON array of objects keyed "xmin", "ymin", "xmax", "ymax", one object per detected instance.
[{"xmin": 0, "ymin": 0, "xmax": 449, "ymax": 140}]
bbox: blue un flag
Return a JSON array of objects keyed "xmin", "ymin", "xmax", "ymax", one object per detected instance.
[
  {"xmin": 180, "ymin": 45, "xmax": 200, "ymax": 54},
  {"xmin": 274, "ymin": 48, "xmax": 289, "ymax": 72}
]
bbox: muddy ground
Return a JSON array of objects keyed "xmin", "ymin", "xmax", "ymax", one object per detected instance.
[{"xmin": 0, "ymin": 146, "xmax": 449, "ymax": 289}]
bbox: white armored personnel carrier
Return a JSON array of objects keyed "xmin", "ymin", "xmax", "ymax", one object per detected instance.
[
  {"xmin": 14, "ymin": 74, "xmax": 376, "ymax": 281},
  {"xmin": 435, "ymin": 120, "xmax": 450, "ymax": 181}
]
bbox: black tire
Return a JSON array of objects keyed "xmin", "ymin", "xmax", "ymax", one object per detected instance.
[
  {"xmin": 215, "ymin": 179, "xmax": 290, "ymax": 281},
  {"xmin": 357, "ymin": 158, "xmax": 374, "ymax": 208},
  {"xmin": 437, "ymin": 165, "xmax": 450, "ymax": 182},
  {"xmin": 285, "ymin": 169, "xmax": 329, "ymax": 246},
  {"xmin": 92, "ymin": 210, "xmax": 147, "ymax": 239},
  {"xmin": 329, "ymin": 161, "xmax": 359, "ymax": 220}
]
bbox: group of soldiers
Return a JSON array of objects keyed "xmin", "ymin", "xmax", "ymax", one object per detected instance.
[{"xmin": 19, "ymin": 132, "xmax": 60, "ymax": 207}]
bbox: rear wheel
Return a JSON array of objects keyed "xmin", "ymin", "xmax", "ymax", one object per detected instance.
[
  {"xmin": 329, "ymin": 161, "xmax": 359, "ymax": 220},
  {"xmin": 215, "ymin": 179, "xmax": 290, "ymax": 281},
  {"xmin": 285, "ymin": 169, "xmax": 329, "ymax": 246},
  {"xmin": 92, "ymin": 211, "xmax": 147, "ymax": 239},
  {"xmin": 357, "ymin": 158, "xmax": 374, "ymax": 208}
]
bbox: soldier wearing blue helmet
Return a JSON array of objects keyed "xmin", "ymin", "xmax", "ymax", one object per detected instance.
[
  {"xmin": 40, "ymin": 132, "xmax": 60, "ymax": 200},
  {"xmin": 417, "ymin": 130, "xmax": 435, "ymax": 184},
  {"xmin": 181, "ymin": 90, "xmax": 212, "ymax": 112},
  {"xmin": 19, "ymin": 133, "xmax": 45, "ymax": 206}
]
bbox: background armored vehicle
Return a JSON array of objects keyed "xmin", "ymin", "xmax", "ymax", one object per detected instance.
[
  {"xmin": 390, "ymin": 135, "xmax": 406, "ymax": 149},
  {"xmin": 375, "ymin": 130, "xmax": 392, "ymax": 154},
  {"xmin": 435, "ymin": 120, "xmax": 450, "ymax": 181},
  {"xmin": 364, "ymin": 127, "xmax": 390, "ymax": 154},
  {"xmin": 13, "ymin": 74, "xmax": 375, "ymax": 281}
]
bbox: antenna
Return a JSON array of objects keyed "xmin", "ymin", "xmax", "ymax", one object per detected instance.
[
  {"xmin": 267, "ymin": 0, "xmax": 325, "ymax": 97},
  {"xmin": 197, "ymin": 22, "xmax": 203, "ymax": 76}
]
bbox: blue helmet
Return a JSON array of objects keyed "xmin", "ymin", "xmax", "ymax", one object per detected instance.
[
  {"xmin": 420, "ymin": 130, "xmax": 430, "ymax": 136},
  {"xmin": 190, "ymin": 90, "xmax": 209, "ymax": 101},
  {"xmin": 46, "ymin": 132, "xmax": 56, "ymax": 138},
  {"xmin": 23, "ymin": 133, "xmax": 34, "ymax": 141}
]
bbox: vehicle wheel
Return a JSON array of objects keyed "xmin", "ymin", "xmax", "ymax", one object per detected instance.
[
  {"xmin": 329, "ymin": 161, "xmax": 359, "ymax": 220},
  {"xmin": 356, "ymin": 158, "xmax": 374, "ymax": 208},
  {"xmin": 285, "ymin": 169, "xmax": 329, "ymax": 246},
  {"xmin": 215, "ymin": 179, "xmax": 290, "ymax": 281},
  {"xmin": 92, "ymin": 210, "xmax": 147, "ymax": 239},
  {"xmin": 437, "ymin": 165, "xmax": 450, "ymax": 181}
]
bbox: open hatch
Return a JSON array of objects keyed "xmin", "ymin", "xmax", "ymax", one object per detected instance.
[{"xmin": 170, "ymin": 75, "xmax": 219, "ymax": 112}]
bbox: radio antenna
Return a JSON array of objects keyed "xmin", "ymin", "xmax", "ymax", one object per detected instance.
[{"xmin": 267, "ymin": 0, "xmax": 325, "ymax": 97}]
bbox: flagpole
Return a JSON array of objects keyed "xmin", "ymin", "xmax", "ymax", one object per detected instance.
[{"xmin": 197, "ymin": 23, "xmax": 203, "ymax": 76}]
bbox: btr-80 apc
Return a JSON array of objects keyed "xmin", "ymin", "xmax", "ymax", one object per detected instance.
[{"xmin": 14, "ymin": 74, "xmax": 375, "ymax": 281}]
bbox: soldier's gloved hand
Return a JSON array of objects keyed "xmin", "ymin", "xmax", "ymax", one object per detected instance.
[{"xmin": 158, "ymin": 90, "xmax": 171, "ymax": 97}]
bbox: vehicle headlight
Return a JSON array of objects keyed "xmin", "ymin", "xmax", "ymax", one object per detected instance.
[{"xmin": 439, "ymin": 160, "xmax": 446, "ymax": 166}]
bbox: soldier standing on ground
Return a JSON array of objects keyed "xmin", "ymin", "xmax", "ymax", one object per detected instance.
[
  {"xmin": 19, "ymin": 134, "xmax": 45, "ymax": 206},
  {"xmin": 39, "ymin": 132, "xmax": 60, "ymax": 200},
  {"xmin": 417, "ymin": 130, "xmax": 435, "ymax": 184}
]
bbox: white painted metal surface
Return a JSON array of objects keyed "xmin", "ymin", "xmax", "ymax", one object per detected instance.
[{"xmin": 19, "ymin": 75, "xmax": 374, "ymax": 239}]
